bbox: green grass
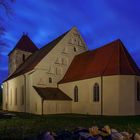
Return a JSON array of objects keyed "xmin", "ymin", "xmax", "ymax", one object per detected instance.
[{"xmin": 0, "ymin": 112, "xmax": 140, "ymax": 139}]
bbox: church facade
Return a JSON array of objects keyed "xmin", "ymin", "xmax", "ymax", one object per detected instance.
[{"xmin": 2, "ymin": 27, "xmax": 140, "ymax": 115}]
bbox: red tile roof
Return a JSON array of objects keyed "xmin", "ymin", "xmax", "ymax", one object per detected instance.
[
  {"xmin": 59, "ymin": 39, "xmax": 140, "ymax": 84},
  {"xmin": 8, "ymin": 35, "xmax": 38, "ymax": 56}
]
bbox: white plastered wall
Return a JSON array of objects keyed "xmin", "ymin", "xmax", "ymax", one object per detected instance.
[
  {"xmin": 102, "ymin": 76, "xmax": 120, "ymax": 115},
  {"xmin": 43, "ymin": 101, "xmax": 72, "ymax": 114},
  {"xmin": 59, "ymin": 75, "xmax": 138, "ymax": 115},
  {"xmin": 2, "ymin": 82, "xmax": 8, "ymax": 110},
  {"xmin": 27, "ymin": 72, "xmax": 42, "ymax": 115},
  {"xmin": 118, "ymin": 75, "xmax": 135, "ymax": 115},
  {"xmin": 2, "ymin": 75, "xmax": 25, "ymax": 112},
  {"xmin": 2, "ymin": 72, "xmax": 42, "ymax": 114},
  {"xmin": 9, "ymin": 50, "xmax": 32, "ymax": 75},
  {"xmin": 59, "ymin": 77, "xmax": 102, "ymax": 115}
]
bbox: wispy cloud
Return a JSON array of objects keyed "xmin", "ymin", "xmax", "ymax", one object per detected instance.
[{"xmin": 0, "ymin": 0, "xmax": 140, "ymax": 83}]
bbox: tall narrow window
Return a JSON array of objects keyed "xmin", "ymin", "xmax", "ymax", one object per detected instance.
[
  {"xmin": 74, "ymin": 86, "xmax": 78, "ymax": 102},
  {"xmin": 62, "ymin": 58, "xmax": 68, "ymax": 65},
  {"xmin": 74, "ymin": 47, "xmax": 77, "ymax": 52},
  {"xmin": 55, "ymin": 58, "xmax": 61, "ymax": 64},
  {"xmin": 78, "ymin": 40, "xmax": 81, "ymax": 46},
  {"xmin": 21, "ymin": 85, "xmax": 24, "ymax": 105},
  {"xmin": 15, "ymin": 88, "xmax": 17, "ymax": 105},
  {"xmin": 62, "ymin": 47, "xmax": 68, "ymax": 54},
  {"xmin": 56, "ymin": 67, "xmax": 62, "ymax": 75},
  {"xmin": 93, "ymin": 83, "xmax": 99, "ymax": 102},
  {"xmin": 23, "ymin": 54, "xmax": 25, "ymax": 62},
  {"xmin": 5, "ymin": 85, "xmax": 8, "ymax": 103},
  {"xmin": 10, "ymin": 89, "xmax": 12, "ymax": 105},
  {"xmin": 137, "ymin": 81, "xmax": 140, "ymax": 101},
  {"xmin": 49, "ymin": 77, "xmax": 52, "ymax": 83}
]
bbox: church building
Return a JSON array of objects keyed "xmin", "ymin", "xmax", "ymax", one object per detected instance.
[{"xmin": 2, "ymin": 27, "xmax": 140, "ymax": 115}]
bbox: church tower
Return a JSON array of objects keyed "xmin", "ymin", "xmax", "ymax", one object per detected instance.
[{"xmin": 8, "ymin": 33, "xmax": 38, "ymax": 75}]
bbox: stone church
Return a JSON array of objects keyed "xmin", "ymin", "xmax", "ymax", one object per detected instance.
[{"xmin": 2, "ymin": 27, "xmax": 140, "ymax": 115}]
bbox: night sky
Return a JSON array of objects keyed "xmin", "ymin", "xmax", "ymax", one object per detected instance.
[{"xmin": 0, "ymin": 0, "xmax": 140, "ymax": 84}]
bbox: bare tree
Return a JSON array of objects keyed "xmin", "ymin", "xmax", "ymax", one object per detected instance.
[
  {"xmin": 0, "ymin": 0, "xmax": 15, "ymax": 45},
  {"xmin": 0, "ymin": 0, "xmax": 14, "ymax": 15}
]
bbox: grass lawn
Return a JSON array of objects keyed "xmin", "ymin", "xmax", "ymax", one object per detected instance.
[{"xmin": 0, "ymin": 112, "xmax": 140, "ymax": 139}]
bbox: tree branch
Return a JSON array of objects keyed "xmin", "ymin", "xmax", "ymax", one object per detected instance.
[
  {"xmin": 0, "ymin": 0, "xmax": 15, "ymax": 46},
  {"xmin": 0, "ymin": 0, "xmax": 14, "ymax": 15}
]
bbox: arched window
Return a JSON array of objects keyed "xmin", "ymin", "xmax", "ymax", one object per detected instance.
[
  {"xmin": 15, "ymin": 88, "xmax": 17, "ymax": 105},
  {"xmin": 49, "ymin": 77, "xmax": 52, "ymax": 83},
  {"xmin": 21, "ymin": 85, "xmax": 24, "ymax": 105},
  {"xmin": 10, "ymin": 89, "xmax": 12, "ymax": 105},
  {"xmin": 23, "ymin": 54, "xmax": 25, "ymax": 61},
  {"xmin": 93, "ymin": 83, "xmax": 99, "ymax": 102},
  {"xmin": 137, "ymin": 81, "xmax": 140, "ymax": 101},
  {"xmin": 70, "ymin": 38, "xmax": 74, "ymax": 44},
  {"xmin": 74, "ymin": 86, "xmax": 78, "ymax": 102}
]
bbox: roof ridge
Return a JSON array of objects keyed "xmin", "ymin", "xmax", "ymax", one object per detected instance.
[
  {"xmin": 119, "ymin": 41, "xmax": 138, "ymax": 74},
  {"xmin": 80, "ymin": 39, "xmax": 120, "ymax": 55},
  {"xmin": 92, "ymin": 39, "xmax": 121, "ymax": 52},
  {"xmin": 41, "ymin": 30, "xmax": 70, "ymax": 50}
]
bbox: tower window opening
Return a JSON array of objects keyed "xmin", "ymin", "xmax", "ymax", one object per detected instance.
[{"xmin": 23, "ymin": 54, "xmax": 25, "ymax": 62}]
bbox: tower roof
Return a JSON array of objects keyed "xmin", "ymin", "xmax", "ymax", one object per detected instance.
[
  {"xmin": 8, "ymin": 34, "xmax": 38, "ymax": 56},
  {"xmin": 59, "ymin": 39, "xmax": 140, "ymax": 84}
]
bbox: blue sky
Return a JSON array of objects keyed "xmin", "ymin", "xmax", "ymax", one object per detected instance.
[{"xmin": 0, "ymin": 0, "xmax": 140, "ymax": 83}]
